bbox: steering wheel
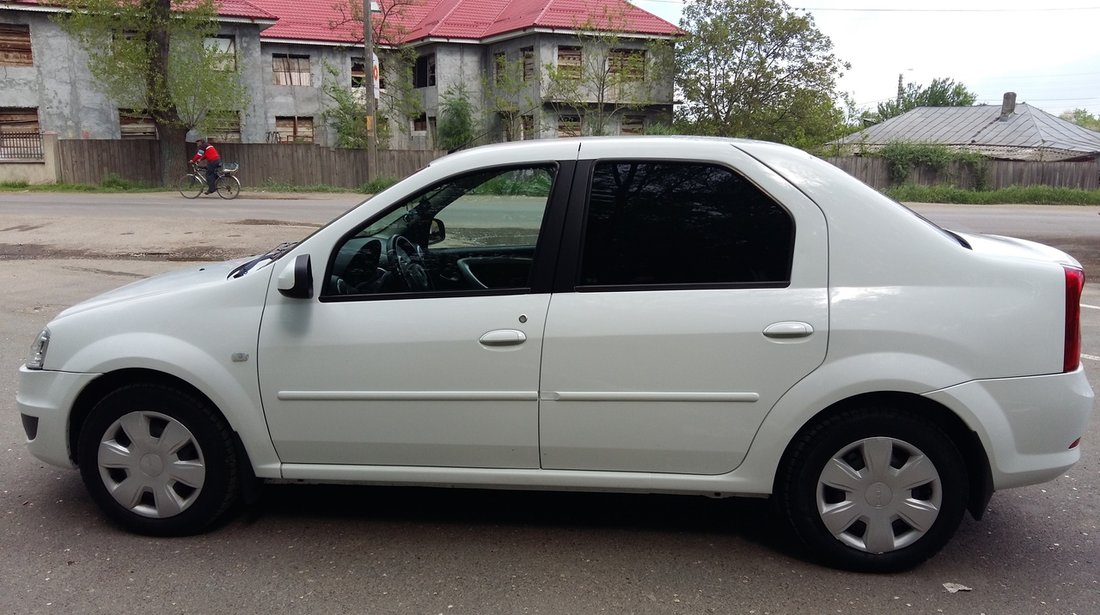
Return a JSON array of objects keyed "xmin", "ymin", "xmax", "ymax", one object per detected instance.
[
  {"xmin": 388, "ymin": 235, "xmax": 432, "ymax": 291},
  {"xmin": 329, "ymin": 239, "xmax": 385, "ymax": 295}
]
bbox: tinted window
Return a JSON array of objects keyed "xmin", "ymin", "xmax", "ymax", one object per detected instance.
[{"xmin": 580, "ymin": 161, "xmax": 794, "ymax": 287}]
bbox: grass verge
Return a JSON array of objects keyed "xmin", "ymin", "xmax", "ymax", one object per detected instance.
[{"xmin": 886, "ymin": 184, "xmax": 1100, "ymax": 205}]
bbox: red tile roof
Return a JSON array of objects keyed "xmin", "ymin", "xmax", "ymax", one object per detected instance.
[
  {"xmin": 252, "ymin": 0, "xmax": 680, "ymax": 45},
  {"xmin": 4, "ymin": 0, "xmax": 678, "ymax": 43},
  {"xmin": 6, "ymin": 0, "xmax": 276, "ymax": 21}
]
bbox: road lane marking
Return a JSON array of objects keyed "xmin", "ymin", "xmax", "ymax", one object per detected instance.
[
  {"xmin": 1084, "ymin": 304, "xmax": 1100, "ymax": 310},
  {"xmin": 1084, "ymin": 354, "xmax": 1100, "ymax": 362}
]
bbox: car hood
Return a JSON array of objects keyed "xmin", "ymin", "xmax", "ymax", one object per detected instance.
[
  {"xmin": 56, "ymin": 258, "xmax": 251, "ymax": 319},
  {"xmin": 957, "ymin": 232, "xmax": 1083, "ymax": 269}
]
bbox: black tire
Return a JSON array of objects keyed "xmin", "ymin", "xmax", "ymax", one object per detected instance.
[
  {"xmin": 77, "ymin": 383, "xmax": 240, "ymax": 536},
  {"xmin": 178, "ymin": 174, "xmax": 205, "ymax": 199},
  {"xmin": 216, "ymin": 174, "xmax": 241, "ymax": 199},
  {"xmin": 776, "ymin": 405, "xmax": 968, "ymax": 572}
]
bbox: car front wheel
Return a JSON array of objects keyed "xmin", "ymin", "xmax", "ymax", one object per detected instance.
[
  {"xmin": 777, "ymin": 405, "xmax": 969, "ymax": 572},
  {"xmin": 77, "ymin": 383, "xmax": 240, "ymax": 535}
]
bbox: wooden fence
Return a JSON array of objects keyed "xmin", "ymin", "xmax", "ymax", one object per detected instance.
[
  {"xmin": 824, "ymin": 157, "xmax": 1100, "ymax": 191},
  {"xmin": 50, "ymin": 141, "xmax": 1100, "ymax": 191},
  {"xmin": 56, "ymin": 140, "xmax": 446, "ymax": 188}
]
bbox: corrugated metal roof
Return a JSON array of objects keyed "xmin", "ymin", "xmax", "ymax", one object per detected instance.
[{"xmin": 836, "ymin": 103, "xmax": 1100, "ymax": 161}]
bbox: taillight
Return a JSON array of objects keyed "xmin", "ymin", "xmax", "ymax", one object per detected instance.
[{"xmin": 1064, "ymin": 266, "xmax": 1084, "ymax": 372}]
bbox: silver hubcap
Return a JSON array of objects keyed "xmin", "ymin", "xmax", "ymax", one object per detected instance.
[
  {"xmin": 816, "ymin": 437, "xmax": 942, "ymax": 554},
  {"xmin": 97, "ymin": 411, "xmax": 206, "ymax": 519}
]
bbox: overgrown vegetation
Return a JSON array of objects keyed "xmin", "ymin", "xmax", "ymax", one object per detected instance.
[
  {"xmin": 358, "ymin": 177, "xmax": 399, "ymax": 194},
  {"xmin": 437, "ymin": 84, "xmax": 477, "ymax": 151},
  {"xmin": 886, "ymin": 185, "xmax": 1100, "ymax": 205},
  {"xmin": 0, "ymin": 176, "xmax": 158, "ymax": 192},
  {"xmin": 877, "ymin": 142, "xmax": 990, "ymax": 189}
]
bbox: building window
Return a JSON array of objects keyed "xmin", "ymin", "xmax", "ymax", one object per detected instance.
[
  {"xmin": 0, "ymin": 23, "xmax": 32, "ymax": 67},
  {"xmin": 558, "ymin": 114, "xmax": 581, "ymax": 138},
  {"xmin": 208, "ymin": 112, "xmax": 242, "ymax": 143},
  {"xmin": 118, "ymin": 109, "xmax": 157, "ymax": 139},
  {"xmin": 0, "ymin": 107, "xmax": 40, "ymax": 132},
  {"xmin": 414, "ymin": 54, "xmax": 436, "ymax": 88},
  {"xmin": 411, "ymin": 113, "xmax": 428, "ymax": 133},
  {"xmin": 353, "ymin": 56, "xmax": 386, "ymax": 91},
  {"xmin": 206, "ymin": 35, "xmax": 236, "ymax": 71},
  {"xmin": 494, "ymin": 52, "xmax": 507, "ymax": 85},
  {"xmin": 521, "ymin": 47, "xmax": 534, "ymax": 82},
  {"xmin": 521, "ymin": 115, "xmax": 535, "ymax": 140},
  {"xmin": 351, "ymin": 56, "xmax": 366, "ymax": 88},
  {"xmin": 273, "ymin": 53, "xmax": 311, "ymax": 86},
  {"xmin": 621, "ymin": 115, "xmax": 645, "ymax": 135},
  {"xmin": 275, "ymin": 116, "xmax": 314, "ymax": 143},
  {"xmin": 557, "ymin": 46, "xmax": 581, "ymax": 80},
  {"xmin": 608, "ymin": 48, "xmax": 645, "ymax": 81}
]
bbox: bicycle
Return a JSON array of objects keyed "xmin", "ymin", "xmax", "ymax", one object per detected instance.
[{"xmin": 178, "ymin": 162, "xmax": 242, "ymax": 199}]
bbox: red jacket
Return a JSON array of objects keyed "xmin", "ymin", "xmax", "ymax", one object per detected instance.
[{"xmin": 191, "ymin": 144, "xmax": 220, "ymax": 164}]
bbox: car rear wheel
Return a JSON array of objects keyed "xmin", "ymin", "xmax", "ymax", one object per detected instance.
[
  {"xmin": 77, "ymin": 384, "xmax": 240, "ymax": 535},
  {"xmin": 777, "ymin": 405, "xmax": 968, "ymax": 572}
]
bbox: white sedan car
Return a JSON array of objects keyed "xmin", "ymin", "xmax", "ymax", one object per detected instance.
[{"xmin": 17, "ymin": 137, "xmax": 1093, "ymax": 571}]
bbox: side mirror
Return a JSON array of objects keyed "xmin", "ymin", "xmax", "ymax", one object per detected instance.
[
  {"xmin": 428, "ymin": 218, "xmax": 446, "ymax": 245},
  {"xmin": 277, "ymin": 254, "xmax": 313, "ymax": 298}
]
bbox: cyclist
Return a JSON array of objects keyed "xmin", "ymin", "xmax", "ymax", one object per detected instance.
[{"xmin": 190, "ymin": 138, "xmax": 222, "ymax": 195}]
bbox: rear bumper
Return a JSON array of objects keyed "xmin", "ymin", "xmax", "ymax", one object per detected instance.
[
  {"xmin": 924, "ymin": 368, "xmax": 1094, "ymax": 490},
  {"xmin": 16, "ymin": 366, "xmax": 100, "ymax": 469}
]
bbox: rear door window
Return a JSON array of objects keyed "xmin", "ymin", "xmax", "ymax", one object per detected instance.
[{"xmin": 579, "ymin": 161, "xmax": 794, "ymax": 289}]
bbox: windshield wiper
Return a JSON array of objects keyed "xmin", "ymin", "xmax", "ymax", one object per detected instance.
[{"xmin": 229, "ymin": 241, "xmax": 298, "ymax": 278}]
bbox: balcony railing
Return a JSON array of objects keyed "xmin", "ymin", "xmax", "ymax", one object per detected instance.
[{"xmin": 0, "ymin": 131, "xmax": 44, "ymax": 160}]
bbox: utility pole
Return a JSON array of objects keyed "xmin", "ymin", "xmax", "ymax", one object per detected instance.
[{"xmin": 363, "ymin": 0, "xmax": 378, "ymax": 181}]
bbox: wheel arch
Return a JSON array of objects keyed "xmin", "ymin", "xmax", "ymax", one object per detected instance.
[
  {"xmin": 773, "ymin": 391, "xmax": 993, "ymax": 520},
  {"xmin": 68, "ymin": 369, "xmax": 257, "ymax": 486}
]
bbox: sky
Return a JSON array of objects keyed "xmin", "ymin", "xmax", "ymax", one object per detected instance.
[{"xmin": 629, "ymin": 0, "xmax": 1100, "ymax": 117}]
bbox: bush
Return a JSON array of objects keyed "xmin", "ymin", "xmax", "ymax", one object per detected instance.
[
  {"xmin": 877, "ymin": 142, "xmax": 988, "ymax": 187},
  {"xmin": 359, "ymin": 177, "xmax": 398, "ymax": 194}
]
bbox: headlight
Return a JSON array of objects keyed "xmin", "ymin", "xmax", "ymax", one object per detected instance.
[{"xmin": 26, "ymin": 328, "xmax": 50, "ymax": 370}]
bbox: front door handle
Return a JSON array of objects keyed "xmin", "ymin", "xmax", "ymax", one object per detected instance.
[
  {"xmin": 763, "ymin": 321, "xmax": 814, "ymax": 339},
  {"xmin": 479, "ymin": 329, "xmax": 527, "ymax": 347}
]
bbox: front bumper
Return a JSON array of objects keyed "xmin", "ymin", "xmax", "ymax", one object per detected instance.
[
  {"xmin": 17, "ymin": 366, "xmax": 101, "ymax": 469},
  {"xmin": 925, "ymin": 368, "xmax": 1094, "ymax": 490}
]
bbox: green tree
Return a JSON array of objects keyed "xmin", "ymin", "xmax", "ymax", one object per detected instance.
[
  {"xmin": 1059, "ymin": 109, "xmax": 1100, "ymax": 132},
  {"xmin": 323, "ymin": 0, "xmax": 424, "ymax": 149},
  {"xmin": 675, "ymin": 0, "xmax": 849, "ymax": 145},
  {"xmin": 54, "ymin": 0, "xmax": 248, "ymax": 185},
  {"xmin": 543, "ymin": 7, "xmax": 675, "ymax": 137},
  {"xmin": 437, "ymin": 83, "xmax": 476, "ymax": 151},
  {"xmin": 874, "ymin": 77, "xmax": 977, "ymax": 121}
]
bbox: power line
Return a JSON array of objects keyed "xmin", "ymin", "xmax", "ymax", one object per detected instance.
[
  {"xmin": 634, "ymin": 0, "xmax": 1100, "ymax": 9},
  {"xmin": 798, "ymin": 5, "xmax": 1100, "ymax": 11}
]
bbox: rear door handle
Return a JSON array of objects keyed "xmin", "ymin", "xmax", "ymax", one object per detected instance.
[
  {"xmin": 763, "ymin": 321, "xmax": 814, "ymax": 339},
  {"xmin": 479, "ymin": 329, "xmax": 527, "ymax": 347}
]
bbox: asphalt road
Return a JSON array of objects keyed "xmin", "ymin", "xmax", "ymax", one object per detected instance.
[{"xmin": 0, "ymin": 193, "xmax": 1097, "ymax": 614}]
